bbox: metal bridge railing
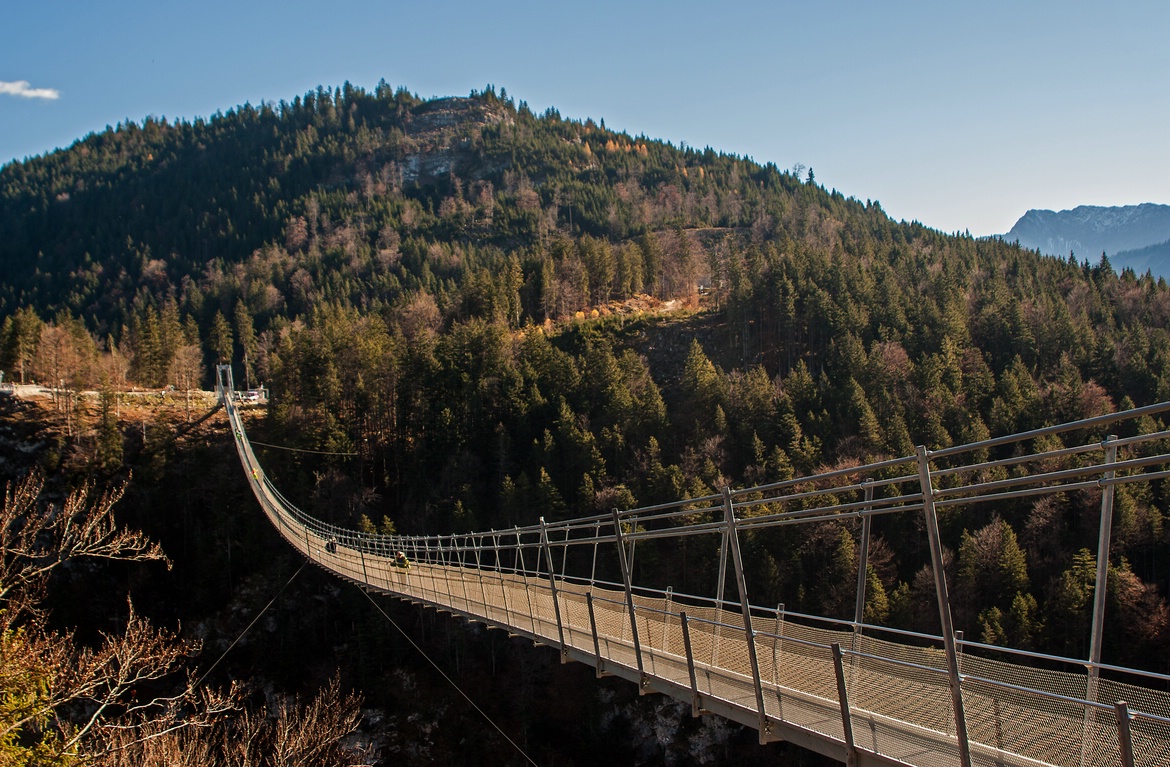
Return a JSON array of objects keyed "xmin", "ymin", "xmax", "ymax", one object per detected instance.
[{"xmin": 215, "ymin": 365, "xmax": 1170, "ymax": 767}]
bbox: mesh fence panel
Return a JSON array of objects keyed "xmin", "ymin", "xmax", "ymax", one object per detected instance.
[{"xmin": 1099, "ymin": 677, "xmax": 1170, "ymax": 767}]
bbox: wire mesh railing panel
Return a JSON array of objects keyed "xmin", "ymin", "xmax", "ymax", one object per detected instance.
[
  {"xmin": 957, "ymin": 650, "xmax": 1170, "ymax": 766},
  {"xmin": 658, "ymin": 610, "xmax": 685, "ymax": 659},
  {"xmin": 964, "ymin": 676, "xmax": 1104, "ymax": 766},
  {"xmin": 718, "ymin": 610, "xmax": 756, "ymax": 683},
  {"xmin": 851, "ymin": 634, "xmax": 954, "ymax": 735},
  {"xmin": 557, "ymin": 588, "xmax": 590, "ymax": 653},
  {"xmin": 856, "ymin": 720, "xmax": 964, "ymax": 767},
  {"xmin": 597, "ymin": 595, "xmax": 639, "ymax": 670},
  {"xmin": 647, "ymin": 611, "xmax": 691, "ymax": 689},
  {"xmin": 526, "ymin": 583, "xmax": 559, "ymax": 644},
  {"xmin": 849, "ymin": 651, "xmax": 952, "ymax": 736},
  {"xmin": 1099, "ymin": 678, "xmax": 1170, "ymax": 767},
  {"xmin": 450, "ymin": 569, "xmax": 475, "ymax": 615},
  {"xmin": 1130, "ymin": 710, "xmax": 1170, "ymax": 767}
]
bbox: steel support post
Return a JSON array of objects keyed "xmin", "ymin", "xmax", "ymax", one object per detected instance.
[
  {"xmin": 590, "ymin": 521, "xmax": 601, "ymax": 586},
  {"xmin": 1083, "ymin": 436, "xmax": 1118, "ymax": 767},
  {"xmin": 450, "ymin": 534, "xmax": 462, "ymax": 612},
  {"xmin": 360, "ymin": 546, "xmax": 369, "ymax": 588},
  {"xmin": 437, "ymin": 538, "xmax": 451, "ymax": 603},
  {"xmin": 681, "ymin": 611, "xmax": 702, "ymax": 717},
  {"xmin": 1115, "ymin": 701, "xmax": 1135, "ymax": 767},
  {"xmin": 773, "ymin": 603, "xmax": 784, "ymax": 686},
  {"xmin": 852, "ymin": 480, "xmax": 874, "ymax": 649},
  {"xmin": 774, "ymin": 603, "xmax": 786, "ymax": 719},
  {"xmin": 425, "ymin": 539, "xmax": 439, "ymax": 602},
  {"xmin": 587, "ymin": 591, "xmax": 605, "ymax": 677},
  {"xmin": 459, "ymin": 534, "xmax": 471, "ymax": 614},
  {"xmin": 612, "ymin": 509, "xmax": 647, "ymax": 690},
  {"xmin": 446, "ymin": 536, "xmax": 458, "ymax": 609},
  {"xmin": 1089, "ymin": 436, "xmax": 1119, "ymax": 691},
  {"xmin": 916, "ymin": 446, "xmax": 972, "ymax": 767},
  {"xmin": 561, "ymin": 526, "xmax": 571, "ymax": 583},
  {"xmin": 663, "ymin": 586, "xmax": 673, "ymax": 650},
  {"xmin": 831, "ymin": 643, "xmax": 858, "ymax": 767},
  {"xmin": 851, "ymin": 480, "xmax": 874, "ymax": 688},
  {"xmin": 540, "ymin": 517, "xmax": 568, "ymax": 661},
  {"xmin": 722, "ymin": 487, "xmax": 770, "ymax": 743},
  {"xmin": 493, "ymin": 532, "xmax": 512, "ymax": 628},
  {"xmin": 716, "ymin": 525, "xmax": 729, "ymax": 610},
  {"xmin": 628, "ymin": 517, "xmax": 638, "ymax": 574}
]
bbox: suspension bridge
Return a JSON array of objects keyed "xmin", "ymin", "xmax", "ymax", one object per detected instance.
[{"xmin": 216, "ymin": 365, "xmax": 1170, "ymax": 767}]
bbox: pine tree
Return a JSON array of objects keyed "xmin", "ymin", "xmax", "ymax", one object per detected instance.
[
  {"xmin": 208, "ymin": 311, "xmax": 233, "ymax": 365},
  {"xmin": 234, "ymin": 301, "xmax": 258, "ymax": 389}
]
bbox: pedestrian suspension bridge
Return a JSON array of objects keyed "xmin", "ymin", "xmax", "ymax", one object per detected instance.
[{"xmin": 217, "ymin": 365, "xmax": 1170, "ymax": 767}]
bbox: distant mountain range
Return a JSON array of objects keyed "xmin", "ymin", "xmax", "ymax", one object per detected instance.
[{"xmin": 1001, "ymin": 203, "xmax": 1170, "ymax": 277}]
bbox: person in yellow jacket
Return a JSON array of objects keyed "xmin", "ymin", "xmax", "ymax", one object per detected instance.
[{"xmin": 393, "ymin": 550, "xmax": 411, "ymax": 570}]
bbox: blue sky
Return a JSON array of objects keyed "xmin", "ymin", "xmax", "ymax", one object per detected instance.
[{"xmin": 2, "ymin": 0, "xmax": 1167, "ymax": 236}]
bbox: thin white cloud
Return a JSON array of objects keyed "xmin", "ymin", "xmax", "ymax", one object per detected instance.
[{"xmin": 0, "ymin": 80, "xmax": 60, "ymax": 100}]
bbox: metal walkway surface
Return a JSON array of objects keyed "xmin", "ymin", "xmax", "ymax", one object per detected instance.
[{"xmin": 216, "ymin": 366, "xmax": 1170, "ymax": 767}]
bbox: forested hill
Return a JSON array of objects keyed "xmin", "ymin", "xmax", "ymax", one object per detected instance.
[
  {"xmin": 9, "ymin": 81, "xmax": 913, "ymax": 330},
  {"xmin": 4, "ymin": 82, "xmax": 1170, "ymax": 668}
]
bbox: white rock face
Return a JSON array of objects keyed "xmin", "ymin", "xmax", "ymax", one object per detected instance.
[
  {"xmin": 1001, "ymin": 203, "xmax": 1170, "ymax": 276},
  {"xmin": 1002, "ymin": 203, "xmax": 1170, "ymax": 260}
]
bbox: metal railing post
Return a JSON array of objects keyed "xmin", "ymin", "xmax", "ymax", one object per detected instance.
[
  {"xmin": 425, "ymin": 539, "xmax": 439, "ymax": 602},
  {"xmin": 832, "ymin": 642, "xmax": 858, "ymax": 767},
  {"xmin": 612, "ymin": 509, "xmax": 647, "ymax": 691},
  {"xmin": 917, "ymin": 446, "xmax": 972, "ymax": 767},
  {"xmin": 474, "ymin": 534, "xmax": 490, "ymax": 620},
  {"xmin": 1115, "ymin": 701, "xmax": 1135, "ymax": 767},
  {"xmin": 516, "ymin": 527, "xmax": 537, "ymax": 638},
  {"xmin": 587, "ymin": 591, "xmax": 605, "ymax": 677},
  {"xmin": 540, "ymin": 517, "xmax": 568, "ymax": 661},
  {"xmin": 722, "ymin": 487, "xmax": 771, "ymax": 743},
  {"xmin": 681, "ymin": 611, "xmax": 702, "ymax": 717}
]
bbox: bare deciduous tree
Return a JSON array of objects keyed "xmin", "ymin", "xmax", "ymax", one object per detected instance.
[
  {"xmin": 34, "ymin": 323, "xmax": 80, "ymax": 411},
  {"xmin": 0, "ymin": 471, "xmax": 371, "ymax": 766},
  {"xmin": 168, "ymin": 343, "xmax": 204, "ymax": 421}
]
